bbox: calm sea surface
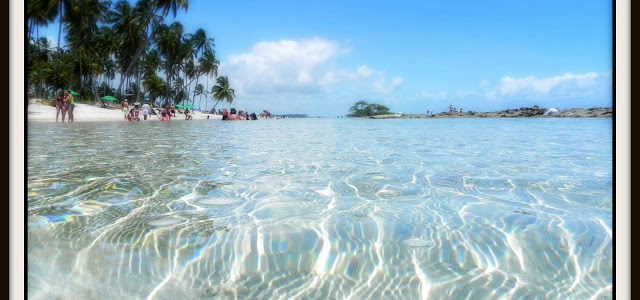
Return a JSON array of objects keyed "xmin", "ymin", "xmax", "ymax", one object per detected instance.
[{"xmin": 27, "ymin": 118, "xmax": 612, "ymax": 299}]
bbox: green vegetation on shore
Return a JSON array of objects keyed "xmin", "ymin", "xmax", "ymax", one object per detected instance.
[
  {"xmin": 348, "ymin": 101, "xmax": 391, "ymax": 117},
  {"xmin": 28, "ymin": 0, "xmax": 231, "ymax": 111}
]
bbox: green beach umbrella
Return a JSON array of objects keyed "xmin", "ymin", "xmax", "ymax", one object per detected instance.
[
  {"xmin": 184, "ymin": 104, "xmax": 194, "ymax": 109},
  {"xmin": 175, "ymin": 104, "xmax": 186, "ymax": 109},
  {"xmin": 100, "ymin": 95, "xmax": 118, "ymax": 101},
  {"xmin": 66, "ymin": 90, "xmax": 80, "ymax": 96}
]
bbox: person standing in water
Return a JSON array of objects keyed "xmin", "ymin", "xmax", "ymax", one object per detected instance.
[
  {"xmin": 66, "ymin": 91, "xmax": 75, "ymax": 122},
  {"xmin": 55, "ymin": 91, "xmax": 65, "ymax": 122},
  {"xmin": 141, "ymin": 103, "xmax": 151, "ymax": 120},
  {"xmin": 60, "ymin": 91, "xmax": 69, "ymax": 121},
  {"xmin": 122, "ymin": 99, "xmax": 129, "ymax": 113}
]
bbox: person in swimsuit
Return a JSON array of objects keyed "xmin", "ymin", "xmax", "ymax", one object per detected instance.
[
  {"xmin": 126, "ymin": 104, "xmax": 140, "ymax": 121},
  {"xmin": 61, "ymin": 91, "xmax": 69, "ymax": 121},
  {"xmin": 66, "ymin": 92, "xmax": 75, "ymax": 122},
  {"xmin": 122, "ymin": 99, "xmax": 129, "ymax": 113},
  {"xmin": 55, "ymin": 91, "xmax": 64, "ymax": 122},
  {"xmin": 159, "ymin": 106, "xmax": 170, "ymax": 121},
  {"xmin": 141, "ymin": 103, "xmax": 151, "ymax": 120},
  {"xmin": 163, "ymin": 104, "xmax": 172, "ymax": 120}
]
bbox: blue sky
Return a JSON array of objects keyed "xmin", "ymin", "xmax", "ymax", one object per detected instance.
[{"xmin": 36, "ymin": 0, "xmax": 612, "ymax": 116}]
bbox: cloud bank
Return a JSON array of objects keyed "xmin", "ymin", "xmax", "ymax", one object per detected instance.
[
  {"xmin": 497, "ymin": 72, "xmax": 605, "ymax": 98},
  {"xmin": 220, "ymin": 38, "xmax": 402, "ymax": 96},
  {"xmin": 419, "ymin": 71, "xmax": 610, "ymax": 102}
]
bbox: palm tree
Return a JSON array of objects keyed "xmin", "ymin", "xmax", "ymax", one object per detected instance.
[
  {"xmin": 182, "ymin": 48, "xmax": 218, "ymax": 107},
  {"xmin": 187, "ymin": 28, "xmax": 214, "ymax": 57},
  {"xmin": 63, "ymin": 0, "xmax": 111, "ymax": 99},
  {"xmin": 42, "ymin": 53, "xmax": 73, "ymax": 93},
  {"xmin": 193, "ymin": 83, "xmax": 204, "ymax": 110},
  {"xmin": 28, "ymin": 0, "xmax": 72, "ymax": 49},
  {"xmin": 116, "ymin": 0, "xmax": 189, "ymax": 95},
  {"xmin": 27, "ymin": 0, "xmax": 58, "ymax": 39},
  {"xmin": 210, "ymin": 76, "xmax": 234, "ymax": 112},
  {"xmin": 197, "ymin": 49, "xmax": 219, "ymax": 84},
  {"xmin": 110, "ymin": 0, "xmax": 145, "ymax": 97},
  {"xmin": 153, "ymin": 22, "xmax": 187, "ymax": 105},
  {"xmin": 153, "ymin": 0, "xmax": 189, "ymax": 17},
  {"xmin": 142, "ymin": 74, "xmax": 167, "ymax": 105}
]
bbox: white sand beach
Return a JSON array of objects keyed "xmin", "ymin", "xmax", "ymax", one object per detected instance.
[{"xmin": 28, "ymin": 99, "xmax": 221, "ymax": 122}]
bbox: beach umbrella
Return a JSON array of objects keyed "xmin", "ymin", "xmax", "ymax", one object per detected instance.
[
  {"xmin": 100, "ymin": 95, "xmax": 118, "ymax": 101},
  {"xmin": 184, "ymin": 104, "xmax": 194, "ymax": 109},
  {"xmin": 175, "ymin": 104, "xmax": 186, "ymax": 109},
  {"xmin": 66, "ymin": 90, "xmax": 80, "ymax": 96}
]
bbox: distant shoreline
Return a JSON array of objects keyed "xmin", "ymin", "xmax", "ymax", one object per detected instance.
[{"xmin": 369, "ymin": 107, "xmax": 612, "ymax": 119}]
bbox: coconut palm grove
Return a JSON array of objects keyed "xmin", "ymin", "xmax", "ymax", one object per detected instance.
[{"xmin": 27, "ymin": 0, "xmax": 233, "ymax": 110}]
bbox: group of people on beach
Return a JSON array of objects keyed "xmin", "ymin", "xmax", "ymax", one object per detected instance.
[
  {"xmin": 158, "ymin": 104, "xmax": 193, "ymax": 121},
  {"xmin": 221, "ymin": 108, "xmax": 257, "ymax": 121},
  {"xmin": 123, "ymin": 101, "xmax": 194, "ymax": 122},
  {"xmin": 158, "ymin": 104, "xmax": 174, "ymax": 121},
  {"xmin": 448, "ymin": 105, "xmax": 463, "ymax": 113},
  {"xmin": 50, "ymin": 93, "xmax": 263, "ymax": 122},
  {"xmin": 123, "ymin": 100, "xmax": 151, "ymax": 121},
  {"xmin": 55, "ymin": 90, "xmax": 75, "ymax": 122}
]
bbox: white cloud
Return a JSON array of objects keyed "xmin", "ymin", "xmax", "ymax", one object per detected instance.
[
  {"xmin": 220, "ymin": 38, "xmax": 402, "ymax": 97},
  {"xmin": 356, "ymin": 65, "xmax": 373, "ymax": 78},
  {"xmin": 419, "ymin": 90, "xmax": 448, "ymax": 99},
  {"xmin": 418, "ymin": 71, "xmax": 610, "ymax": 103},
  {"xmin": 221, "ymin": 38, "xmax": 337, "ymax": 95},
  {"xmin": 372, "ymin": 76, "xmax": 403, "ymax": 94},
  {"xmin": 498, "ymin": 72, "xmax": 602, "ymax": 97}
]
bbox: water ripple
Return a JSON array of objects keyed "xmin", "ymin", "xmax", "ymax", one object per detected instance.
[{"xmin": 27, "ymin": 118, "xmax": 612, "ymax": 299}]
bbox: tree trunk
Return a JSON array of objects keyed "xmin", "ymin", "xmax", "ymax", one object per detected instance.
[
  {"xmin": 192, "ymin": 76, "xmax": 200, "ymax": 107},
  {"xmin": 117, "ymin": 43, "xmax": 146, "ymax": 96},
  {"xmin": 57, "ymin": 1, "xmax": 63, "ymax": 49},
  {"xmin": 135, "ymin": 65, "xmax": 141, "ymax": 102},
  {"xmin": 211, "ymin": 99, "xmax": 221, "ymax": 112},
  {"xmin": 204, "ymin": 77, "xmax": 209, "ymax": 111}
]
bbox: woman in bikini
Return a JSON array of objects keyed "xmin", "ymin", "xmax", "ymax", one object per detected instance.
[
  {"xmin": 55, "ymin": 92, "xmax": 65, "ymax": 122},
  {"xmin": 61, "ymin": 91, "xmax": 69, "ymax": 121}
]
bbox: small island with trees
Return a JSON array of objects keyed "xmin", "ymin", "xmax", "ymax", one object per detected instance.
[
  {"xmin": 348, "ymin": 101, "xmax": 392, "ymax": 117},
  {"xmin": 347, "ymin": 101, "xmax": 612, "ymax": 118}
]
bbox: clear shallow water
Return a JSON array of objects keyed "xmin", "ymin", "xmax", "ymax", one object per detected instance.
[{"xmin": 27, "ymin": 118, "xmax": 612, "ymax": 299}]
